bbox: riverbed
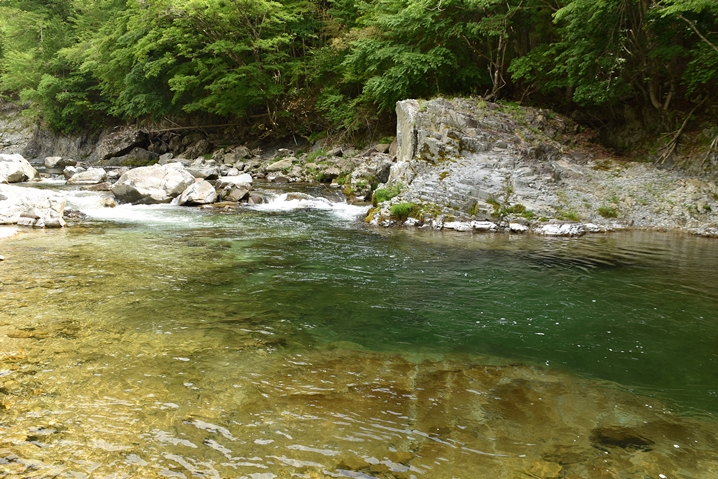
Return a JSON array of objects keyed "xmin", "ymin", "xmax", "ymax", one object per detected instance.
[{"xmin": 1, "ymin": 182, "xmax": 717, "ymax": 478}]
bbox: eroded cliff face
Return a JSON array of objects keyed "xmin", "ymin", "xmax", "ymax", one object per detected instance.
[{"xmin": 374, "ymin": 98, "xmax": 718, "ymax": 236}]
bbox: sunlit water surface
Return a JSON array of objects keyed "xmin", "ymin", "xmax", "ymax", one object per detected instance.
[{"xmin": 1, "ymin": 183, "xmax": 717, "ymax": 478}]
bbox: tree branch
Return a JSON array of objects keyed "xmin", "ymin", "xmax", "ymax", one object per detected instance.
[
  {"xmin": 679, "ymin": 14, "xmax": 718, "ymax": 56},
  {"xmin": 657, "ymin": 98, "xmax": 706, "ymax": 165}
]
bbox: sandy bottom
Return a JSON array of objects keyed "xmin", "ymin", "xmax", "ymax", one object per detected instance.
[{"xmin": 0, "ymin": 339, "xmax": 717, "ymax": 479}]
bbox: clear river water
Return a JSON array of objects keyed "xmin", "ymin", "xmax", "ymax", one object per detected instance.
[{"xmin": 1, "ymin": 182, "xmax": 717, "ymax": 478}]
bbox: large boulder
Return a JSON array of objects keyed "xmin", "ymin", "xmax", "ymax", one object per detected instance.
[
  {"xmin": 111, "ymin": 163, "xmax": 195, "ymax": 204},
  {"xmin": 0, "ymin": 184, "xmax": 66, "ymax": 228},
  {"xmin": 67, "ymin": 167, "xmax": 107, "ymax": 185},
  {"xmin": 0, "ymin": 154, "xmax": 38, "ymax": 183},
  {"xmin": 178, "ymin": 180, "xmax": 217, "ymax": 206}
]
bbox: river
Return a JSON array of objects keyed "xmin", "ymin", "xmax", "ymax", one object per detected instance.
[{"xmin": 1, "ymin": 181, "xmax": 717, "ymax": 478}]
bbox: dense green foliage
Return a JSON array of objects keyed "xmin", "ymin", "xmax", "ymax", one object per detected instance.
[{"xmin": 0, "ymin": 0, "xmax": 715, "ymax": 137}]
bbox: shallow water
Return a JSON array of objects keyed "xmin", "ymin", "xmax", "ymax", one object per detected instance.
[{"xmin": 1, "ymin": 184, "xmax": 718, "ymax": 478}]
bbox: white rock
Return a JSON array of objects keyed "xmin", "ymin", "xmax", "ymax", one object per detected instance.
[
  {"xmin": 0, "ymin": 154, "xmax": 38, "ymax": 183},
  {"xmin": 215, "ymin": 174, "xmax": 253, "ymax": 189},
  {"xmin": 534, "ymin": 223, "xmax": 586, "ymax": 237},
  {"xmin": 509, "ymin": 222, "xmax": 529, "ymax": 233},
  {"xmin": 111, "ymin": 163, "xmax": 195, "ymax": 204},
  {"xmin": 471, "ymin": 221, "xmax": 499, "ymax": 232},
  {"xmin": 67, "ymin": 167, "xmax": 107, "ymax": 184},
  {"xmin": 0, "ymin": 184, "xmax": 66, "ymax": 228},
  {"xmin": 178, "ymin": 180, "xmax": 217, "ymax": 206},
  {"xmin": 443, "ymin": 221, "xmax": 473, "ymax": 232}
]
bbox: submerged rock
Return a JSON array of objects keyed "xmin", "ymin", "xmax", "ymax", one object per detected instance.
[
  {"xmin": 0, "ymin": 154, "xmax": 38, "ymax": 183},
  {"xmin": 111, "ymin": 163, "xmax": 195, "ymax": 204},
  {"xmin": 0, "ymin": 184, "xmax": 66, "ymax": 227}
]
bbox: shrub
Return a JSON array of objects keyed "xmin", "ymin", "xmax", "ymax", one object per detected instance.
[
  {"xmin": 597, "ymin": 206, "xmax": 618, "ymax": 218},
  {"xmin": 372, "ymin": 183, "xmax": 402, "ymax": 206},
  {"xmin": 390, "ymin": 202, "xmax": 416, "ymax": 221}
]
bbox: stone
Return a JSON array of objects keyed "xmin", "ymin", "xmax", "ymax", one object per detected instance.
[
  {"xmin": 225, "ymin": 186, "xmax": 250, "ymax": 202},
  {"xmin": 106, "ymin": 168, "xmax": 128, "ymax": 180},
  {"xmin": 44, "ymin": 156, "xmax": 77, "ymax": 168},
  {"xmin": 178, "ymin": 180, "xmax": 217, "ymax": 206},
  {"xmin": 63, "ymin": 165, "xmax": 82, "ymax": 179},
  {"xmin": 329, "ymin": 147, "xmax": 343, "ymax": 157},
  {"xmin": 95, "ymin": 128, "xmax": 146, "ymax": 161},
  {"xmin": 158, "ymin": 152, "xmax": 175, "ymax": 165},
  {"xmin": 215, "ymin": 174, "xmax": 253, "ymax": 189},
  {"xmin": 266, "ymin": 158, "xmax": 293, "ymax": 172},
  {"xmin": 224, "ymin": 147, "xmax": 251, "ymax": 163},
  {"xmin": 186, "ymin": 167, "xmax": 220, "ymax": 180},
  {"xmin": 225, "ymin": 167, "xmax": 240, "ymax": 177},
  {"xmin": 443, "ymin": 221, "xmax": 473, "ymax": 231},
  {"xmin": 0, "ymin": 184, "xmax": 66, "ymax": 228},
  {"xmin": 67, "ymin": 167, "xmax": 107, "ymax": 184},
  {"xmin": 374, "ymin": 143, "xmax": 391, "ymax": 154},
  {"xmin": 322, "ymin": 167, "xmax": 341, "ymax": 181},
  {"xmin": 248, "ymin": 193, "xmax": 264, "ymax": 205},
  {"xmin": 509, "ymin": 222, "xmax": 529, "ymax": 233},
  {"xmin": 0, "ymin": 154, "xmax": 38, "ymax": 183},
  {"xmin": 470, "ymin": 221, "xmax": 497, "ymax": 231},
  {"xmin": 111, "ymin": 163, "xmax": 195, "ymax": 204},
  {"xmin": 527, "ymin": 460, "xmax": 563, "ymax": 479},
  {"xmin": 80, "ymin": 182, "xmax": 113, "ymax": 192},
  {"xmin": 533, "ymin": 222, "xmax": 586, "ymax": 237},
  {"xmin": 269, "ymin": 174, "xmax": 289, "ymax": 184}
]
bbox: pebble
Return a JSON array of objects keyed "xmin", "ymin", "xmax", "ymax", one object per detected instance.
[{"xmin": 0, "ymin": 254, "xmax": 4, "ymax": 261}]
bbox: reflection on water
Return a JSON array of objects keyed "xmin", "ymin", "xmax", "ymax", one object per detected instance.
[{"xmin": 1, "ymin": 187, "xmax": 718, "ymax": 477}]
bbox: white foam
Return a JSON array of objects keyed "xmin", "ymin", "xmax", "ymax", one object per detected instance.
[
  {"xmin": 66, "ymin": 191, "xmax": 199, "ymax": 225},
  {"xmin": 38, "ymin": 178, "xmax": 67, "ymax": 185},
  {"xmin": 252, "ymin": 193, "xmax": 368, "ymax": 220}
]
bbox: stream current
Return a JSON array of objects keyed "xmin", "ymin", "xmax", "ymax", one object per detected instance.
[{"xmin": 1, "ymin": 182, "xmax": 717, "ymax": 478}]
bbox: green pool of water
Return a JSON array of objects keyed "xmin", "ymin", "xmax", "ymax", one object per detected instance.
[{"xmin": 1, "ymin": 194, "xmax": 717, "ymax": 478}]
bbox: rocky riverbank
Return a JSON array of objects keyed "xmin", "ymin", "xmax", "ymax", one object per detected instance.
[
  {"xmin": 368, "ymin": 98, "xmax": 718, "ymax": 237},
  {"xmin": 2, "ymin": 98, "xmax": 718, "ymax": 237}
]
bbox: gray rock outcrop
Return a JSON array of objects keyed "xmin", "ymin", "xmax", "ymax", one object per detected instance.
[
  {"xmin": 0, "ymin": 184, "xmax": 66, "ymax": 228},
  {"xmin": 370, "ymin": 98, "xmax": 718, "ymax": 236},
  {"xmin": 95, "ymin": 128, "xmax": 147, "ymax": 161},
  {"xmin": 0, "ymin": 154, "xmax": 38, "ymax": 183},
  {"xmin": 111, "ymin": 163, "xmax": 195, "ymax": 204}
]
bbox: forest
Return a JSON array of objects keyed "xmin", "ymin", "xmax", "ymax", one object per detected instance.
[{"xmin": 0, "ymin": 0, "xmax": 717, "ymax": 148}]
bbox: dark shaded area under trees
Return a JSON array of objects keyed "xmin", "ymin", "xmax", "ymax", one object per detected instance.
[{"xmin": 0, "ymin": 0, "xmax": 716, "ymax": 158}]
